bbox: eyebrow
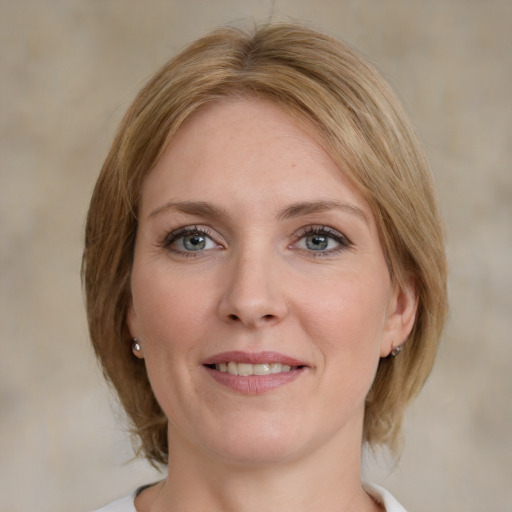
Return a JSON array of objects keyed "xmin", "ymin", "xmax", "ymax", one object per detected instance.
[
  {"xmin": 149, "ymin": 201, "xmax": 226, "ymax": 219},
  {"xmin": 149, "ymin": 199, "xmax": 368, "ymax": 224},
  {"xmin": 276, "ymin": 200, "xmax": 369, "ymax": 224}
]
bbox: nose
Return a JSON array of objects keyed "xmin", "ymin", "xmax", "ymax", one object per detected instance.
[{"xmin": 217, "ymin": 247, "xmax": 288, "ymax": 328}]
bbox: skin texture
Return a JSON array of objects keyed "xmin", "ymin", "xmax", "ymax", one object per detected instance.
[{"xmin": 127, "ymin": 98, "xmax": 416, "ymax": 512}]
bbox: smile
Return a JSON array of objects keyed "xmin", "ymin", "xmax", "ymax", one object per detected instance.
[
  {"xmin": 210, "ymin": 362, "xmax": 299, "ymax": 375},
  {"xmin": 202, "ymin": 351, "xmax": 308, "ymax": 394}
]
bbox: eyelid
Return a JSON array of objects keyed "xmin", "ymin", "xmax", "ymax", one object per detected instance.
[
  {"xmin": 160, "ymin": 225, "xmax": 224, "ymax": 254},
  {"xmin": 159, "ymin": 223, "xmax": 351, "ymax": 258},
  {"xmin": 291, "ymin": 225, "xmax": 353, "ymax": 253}
]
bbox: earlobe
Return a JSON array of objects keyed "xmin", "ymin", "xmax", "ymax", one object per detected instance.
[
  {"xmin": 131, "ymin": 337, "xmax": 144, "ymax": 358},
  {"xmin": 127, "ymin": 303, "xmax": 145, "ymax": 359},
  {"xmin": 381, "ymin": 279, "xmax": 418, "ymax": 357}
]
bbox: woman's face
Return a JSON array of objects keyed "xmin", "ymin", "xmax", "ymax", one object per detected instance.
[{"xmin": 128, "ymin": 98, "xmax": 416, "ymax": 466}]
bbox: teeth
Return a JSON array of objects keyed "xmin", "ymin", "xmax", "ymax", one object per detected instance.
[
  {"xmin": 253, "ymin": 363, "xmax": 270, "ymax": 375},
  {"xmin": 214, "ymin": 362, "xmax": 297, "ymax": 375},
  {"xmin": 237, "ymin": 363, "xmax": 253, "ymax": 376},
  {"xmin": 269, "ymin": 363, "xmax": 281, "ymax": 374}
]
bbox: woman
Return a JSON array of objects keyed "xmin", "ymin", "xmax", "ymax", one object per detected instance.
[{"xmin": 83, "ymin": 23, "xmax": 448, "ymax": 512}]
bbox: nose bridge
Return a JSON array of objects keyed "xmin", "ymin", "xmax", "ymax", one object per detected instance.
[{"xmin": 218, "ymin": 237, "xmax": 287, "ymax": 327}]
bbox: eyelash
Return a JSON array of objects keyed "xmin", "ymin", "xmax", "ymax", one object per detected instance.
[
  {"xmin": 292, "ymin": 226, "xmax": 352, "ymax": 257},
  {"xmin": 159, "ymin": 225, "xmax": 352, "ymax": 258},
  {"xmin": 160, "ymin": 225, "xmax": 221, "ymax": 257}
]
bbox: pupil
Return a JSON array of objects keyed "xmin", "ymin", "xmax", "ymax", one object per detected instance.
[
  {"xmin": 306, "ymin": 235, "xmax": 328, "ymax": 251},
  {"xmin": 184, "ymin": 234, "xmax": 205, "ymax": 251}
]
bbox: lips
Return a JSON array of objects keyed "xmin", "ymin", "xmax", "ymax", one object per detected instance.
[{"xmin": 202, "ymin": 351, "xmax": 308, "ymax": 394}]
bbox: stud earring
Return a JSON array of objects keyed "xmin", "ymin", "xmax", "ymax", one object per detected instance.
[
  {"xmin": 132, "ymin": 338, "xmax": 142, "ymax": 355},
  {"xmin": 390, "ymin": 344, "xmax": 403, "ymax": 357}
]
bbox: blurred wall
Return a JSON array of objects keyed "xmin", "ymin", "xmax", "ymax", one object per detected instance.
[{"xmin": 1, "ymin": 1, "xmax": 511, "ymax": 511}]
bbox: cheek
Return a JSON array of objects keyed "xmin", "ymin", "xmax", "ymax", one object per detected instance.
[
  {"xmin": 130, "ymin": 270, "xmax": 209, "ymax": 411},
  {"xmin": 296, "ymin": 271, "xmax": 390, "ymax": 399},
  {"xmin": 300, "ymin": 274, "xmax": 390, "ymax": 345},
  {"xmin": 131, "ymin": 267, "xmax": 212, "ymax": 344}
]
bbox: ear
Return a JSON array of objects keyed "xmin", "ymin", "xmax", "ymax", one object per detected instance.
[
  {"xmin": 380, "ymin": 278, "xmax": 418, "ymax": 357},
  {"xmin": 126, "ymin": 299, "xmax": 137, "ymax": 338},
  {"xmin": 126, "ymin": 300, "xmax": 144, "ymax": 359}
]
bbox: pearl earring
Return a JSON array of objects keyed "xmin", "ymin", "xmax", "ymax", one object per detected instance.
[
  {"xmin": 390, "ymin": 344, "xmax": 403, "ymax": 357},
  {"xmin": 132, "ymin": 338, "xmax": 142, "ymax": 355}
]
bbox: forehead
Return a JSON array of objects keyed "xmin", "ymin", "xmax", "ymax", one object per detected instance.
[
  {"xmin": 164, "ymin": 97, "xmax": 327, "ymax": 168},
  {"xmin": 140, "ymin": 98, "xmax": 370, "ymax": 214}
]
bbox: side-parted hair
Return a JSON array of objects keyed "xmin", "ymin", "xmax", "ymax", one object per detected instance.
[{"xmin": 82, "ymin": 23, "xmax": 448, "ymax": 465}]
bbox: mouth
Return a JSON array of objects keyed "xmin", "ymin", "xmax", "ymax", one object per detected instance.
[
  {"xmin": 205, "ymin": 361, "xmax": 303, "ymax": 376},
  {"xmin": 201, "ymin": 351, "xmax": 308, "ymax": 394}
]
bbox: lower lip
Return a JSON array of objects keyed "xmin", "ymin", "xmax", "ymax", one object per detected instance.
[{"xmin": 203, "ymin": 366, "xmax": 306, "ymax": 394}]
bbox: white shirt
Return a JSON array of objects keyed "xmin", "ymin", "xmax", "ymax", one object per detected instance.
[{"xmin": 93, "ymin": 482, "xmax": 406, "ymax": 511}]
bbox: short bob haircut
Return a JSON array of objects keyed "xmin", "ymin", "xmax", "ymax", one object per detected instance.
[{"xmin": 83, "ymin": 23, "xmax": 448, "ymax": 465}]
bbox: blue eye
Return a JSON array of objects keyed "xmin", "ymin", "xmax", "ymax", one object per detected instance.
[
  {"xmin": 163, "ymin": 227, "xmax": 219, "ymax": 254},
  {"xmin": 181, "ymin": 233, "xmax": 209, "ymax": 251},
  {"xmin": 304, "ymin": 234, "xmax": 333, "ymax": 251},
  {"xmin": 295, "ymin": 227, "xmax": 350, "ymax": 254}
]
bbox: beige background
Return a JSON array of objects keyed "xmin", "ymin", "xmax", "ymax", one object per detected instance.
[{"xmin": 1, "ymin": 1, "xmax": 511, "ymax": 511}]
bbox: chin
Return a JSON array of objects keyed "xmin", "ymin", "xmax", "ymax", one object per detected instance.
[
  {"xmin": 200, "ymin": 414, "xmax": 336, "ymax": 469},
  {"xmin": 213, "ymin": 438, "xmax": 305, "ymax": 468}
]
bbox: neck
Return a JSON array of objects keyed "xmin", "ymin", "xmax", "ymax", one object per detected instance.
[
  {"xmin": 143, "ymin": 457, "xmax": 379, "ymax": 512},
  {"xmin": 137, "ymin": 416, "xmax": 381, "ymax": 512}
]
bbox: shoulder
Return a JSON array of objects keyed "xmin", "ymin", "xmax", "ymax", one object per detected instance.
[
  {"xmin": 91, "ymin": 493, "xmax": 136, "ymax": 512},
  {"xmin": 363, "ymin": 482, "xmax": 408, "ymax": 512}
]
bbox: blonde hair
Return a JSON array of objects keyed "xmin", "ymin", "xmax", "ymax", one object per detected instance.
[{"xmin": 82, "ymin": 23, "xmax": 448, "ymax": 465}]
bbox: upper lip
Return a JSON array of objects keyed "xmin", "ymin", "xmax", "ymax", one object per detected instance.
[{"xmin": 202, "ymin": 351, "xmax": 308, "ymax": 367}]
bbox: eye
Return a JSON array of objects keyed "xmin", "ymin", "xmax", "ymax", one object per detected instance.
[
  {"xmin": 302, "ymin": 233, "xmax": 337, "ymax": 251},
  {"xmin": 293, "ymin": 226, "xmax": 351, "ymax": 255},
  {"xmin": 162, "ymin": 226, "xmax": 221, "ymax": 254},
  {"xmin": 180, "ymin": 232, "xmax": 215, "ymax": 251}
]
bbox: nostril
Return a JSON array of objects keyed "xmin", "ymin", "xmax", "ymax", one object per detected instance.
[{"xmin": 227, "ymin": 313, "xmax": 275, "ymax": 322}]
